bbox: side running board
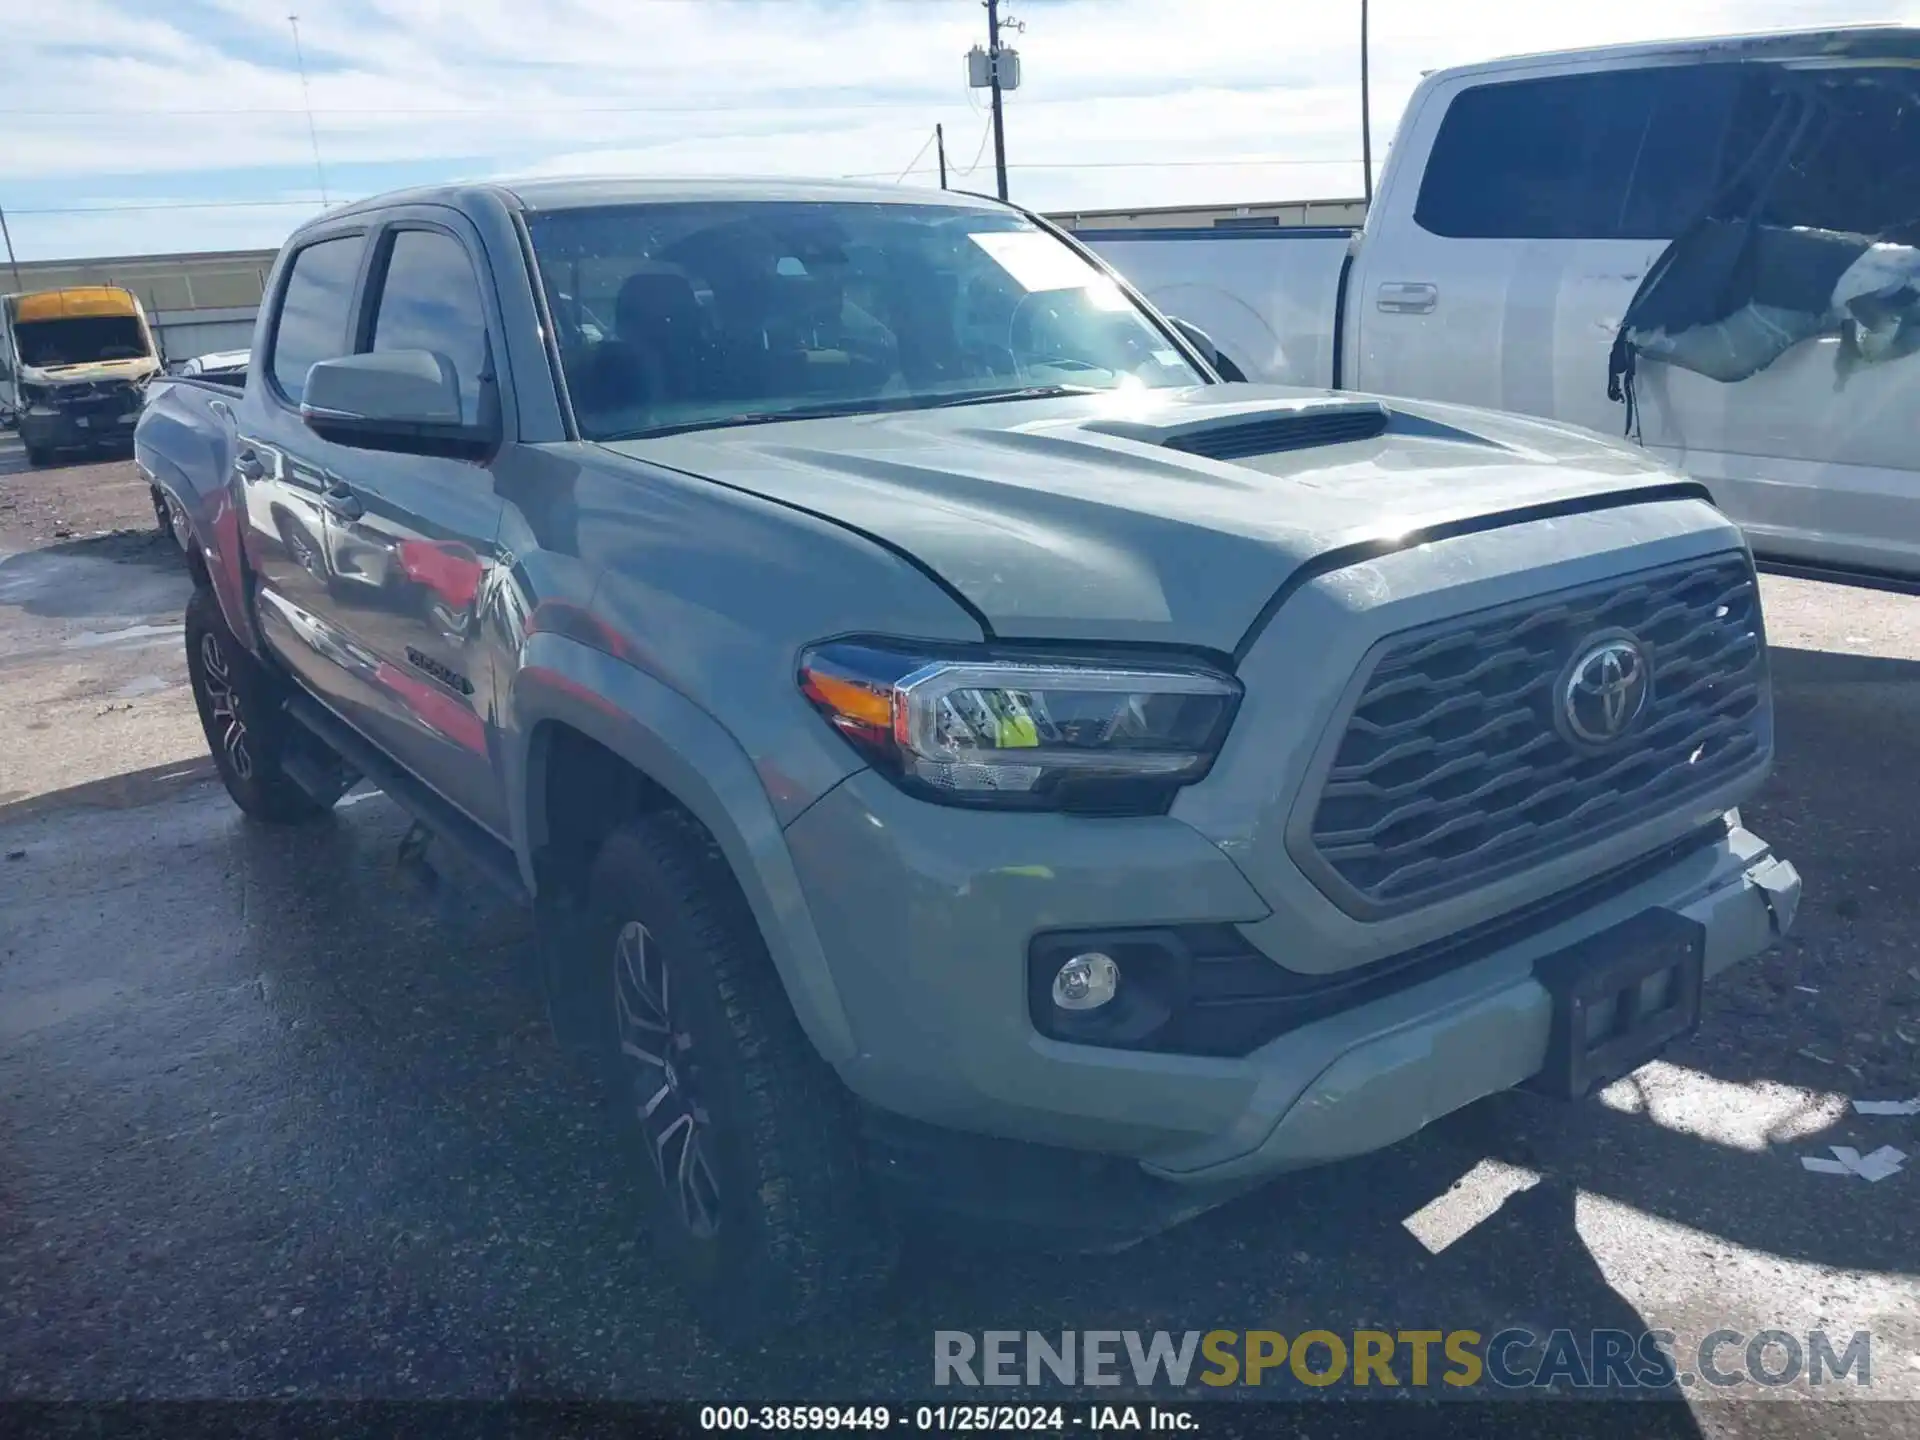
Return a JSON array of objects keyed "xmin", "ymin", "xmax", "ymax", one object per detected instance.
[{"xmin": 282, "ymin": 691, "xmax": 531, "ymax": 908}]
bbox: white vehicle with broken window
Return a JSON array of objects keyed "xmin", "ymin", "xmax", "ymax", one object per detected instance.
[{"xmin": 1081, "ymin": 26, "xmax": 1920, "ymax": 584}]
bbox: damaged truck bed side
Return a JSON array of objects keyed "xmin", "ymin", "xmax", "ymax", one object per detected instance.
[{"xmin": 1083, "ymin": 26, "xmax": 1920, "ymax": 585}]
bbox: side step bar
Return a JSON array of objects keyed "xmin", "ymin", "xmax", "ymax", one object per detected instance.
[{"xmin": 282, "ymin": 691, "xmax": 531, "ymax": 908}]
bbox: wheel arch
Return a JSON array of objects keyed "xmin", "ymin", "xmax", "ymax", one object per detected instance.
[
  {"xmin": 138, "ymin": 448, "xmax": 223, "ymax": 597},
  {"xmin": 150, "ymin": 478, "xmax": 213, "ymax": 589},
  {"xmin": 509, "ymin": 634, "xmax": 859, "ymax": 1067}
]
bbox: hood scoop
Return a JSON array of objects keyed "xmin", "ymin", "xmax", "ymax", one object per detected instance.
[{"xmin": 1089, "ymin": 400, "xmax": 1391, "ymax": 462}]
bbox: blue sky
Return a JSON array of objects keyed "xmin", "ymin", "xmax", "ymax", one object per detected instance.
[{"xmin": 2, "ymin": 0, "xmax": 1914, "ymax": 261}]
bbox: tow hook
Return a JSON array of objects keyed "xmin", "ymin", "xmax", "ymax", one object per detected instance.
[{"xmin": 1752, "ymin": 858, "xmax": 1802, "ymax": 938}]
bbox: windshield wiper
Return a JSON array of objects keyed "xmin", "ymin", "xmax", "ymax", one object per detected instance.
[
  {"xmin": 610, "ymin": 401, "xmax": 895, "ymax": 440},
  {"xmin": 927, "ymin": 384, "xmax": 1104, "ymax": 408},
  {"xmin": 604, "ymin": 385, "xmax": 1105, "ymax": 442}
]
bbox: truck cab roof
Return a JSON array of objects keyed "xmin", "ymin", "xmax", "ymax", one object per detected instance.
[
  {"xmin": 320, "ymin": 175, "xmax": 1011, "ymax": 226},
  {"xmin": 1453, "ymin": 22, "xmax": 1920, "ymax": 81}
]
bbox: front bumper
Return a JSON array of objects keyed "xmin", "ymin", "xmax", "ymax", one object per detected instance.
[
  {"xmin": 1153, "ymin": 832, "xmax": 1795, "ymax": 1184},
  {"xmin": 19, "ymin": 405, "xmax": 141, "ymax": 451},
  {"xmin": 786, "ymin": 771, "xmax": 1797, "ymax": 1198}
]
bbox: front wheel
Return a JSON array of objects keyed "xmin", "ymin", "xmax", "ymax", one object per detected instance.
[
  {"xmin": 184, "ymin": 587, "xmax": 334, "ymax": 824},
  {"xmin": 23, "ymin": 441, "xmax": 53, "ymax": 468},
  {"xmin": 583, "ymin": 813, "xmax": 895, "ymax": 1340}
]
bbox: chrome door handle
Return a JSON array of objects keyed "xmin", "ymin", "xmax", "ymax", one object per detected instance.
[
  {"xmin": 1377, "ymin": 282, "xmax": 1439, "ymax": 315},
  {"xmin": 235, "ymin": 449, "xmax": 265, "ymax": 481},
  {"xmin": 321, "ymin": 485, "xmax": 363, "ymax": 522}
]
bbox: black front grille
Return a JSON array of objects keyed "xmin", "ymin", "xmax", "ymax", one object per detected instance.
[
  {"xmin": 1302, "ymin": 553, "xmax": 1769, "ymax": 917},
  {"xmin": 58, "ymin": 380, "xmax": 139, "ymax": 416},
  {"xmin": 1162, "ymin": 406, "xmax": 1388, "ymax": 461}
]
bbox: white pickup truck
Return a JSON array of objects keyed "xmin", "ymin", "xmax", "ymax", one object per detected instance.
[{"xmin": 1082, "ymin": 25, "xmax": 1920, "ymax": 584}]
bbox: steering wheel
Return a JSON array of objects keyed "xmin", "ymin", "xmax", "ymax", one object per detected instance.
[
  {"xmin": 832, "ymin": 331, "xmax": 898, "ymax": 372},
  {"xmin": 1004, "ymin": 292, "xmax": 1120, "ymax": 384}
]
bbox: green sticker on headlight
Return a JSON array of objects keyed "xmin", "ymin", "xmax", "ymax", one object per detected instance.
[{"xmin": 994, "ymin": 711, "xmax": 1040, "ymax": 748}]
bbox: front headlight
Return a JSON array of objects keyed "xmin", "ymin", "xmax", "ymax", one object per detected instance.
[{"xmin": 798, "ymin": 639, "xmax": 1241, "ymax": 814}]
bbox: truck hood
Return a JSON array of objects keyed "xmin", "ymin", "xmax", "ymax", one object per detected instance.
[
  {"xmin": 601, "ymin": 385, "xmax": 1702, "ymax": 652},
  {"xmin": 21, "ymin": 356, "xmax": 158, "ymax": 387}
]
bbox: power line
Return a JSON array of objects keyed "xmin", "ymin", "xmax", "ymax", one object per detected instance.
[
  {"xmin": 12, "ymin": 155, "xmax": 1366, "ymax": 216},
  {"xmin": 893, "ymin": 128, "xmax": 939, "ymax": 185},
  {"xmin": 286, "ymin": 14, "xmax": 331, "ymax": 207},
  {"xmin": 0, "ymin": 98, "xmax": 953, "ymax": 117},
  {"xmin": 948, "ymin": 114, "xmax": 996, "ymax": 178},
  {"xmin": 5, "ymin": 199, "xmax": 339, "ymax": 216},
  {"xmin": 843, "ymin": 155, "xmax": 1361, "ymax": 179},
  {"xmin": 0, "ymin": 80, "xmax": 1330, "ymax": 119}
]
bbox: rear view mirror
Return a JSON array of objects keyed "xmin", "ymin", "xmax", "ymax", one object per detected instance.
[
  {"xmin": 301, "ymin": 350, "xmax": 498, "ymax": 459},
  {"xmin": 1167, "ymin": 317, "xmax": 1247, "ymax": 383}
]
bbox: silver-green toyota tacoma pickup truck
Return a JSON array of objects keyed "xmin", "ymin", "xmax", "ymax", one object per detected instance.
[{"xmin": 136, "ymin": 178, "xmax": 1800, "ymax": 1339}]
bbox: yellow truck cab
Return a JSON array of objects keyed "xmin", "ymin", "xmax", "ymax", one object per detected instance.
[{"xmin": 0, "ymin": 286, "xmax": 161, "ymax": 467}]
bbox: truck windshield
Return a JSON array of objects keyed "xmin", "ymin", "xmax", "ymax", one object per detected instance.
[
  {"xmin": 15, "ymin": 315, "xmax": 151, "ymax": 369},
  {"xmin": 525, "ymin": 200, "xmax": 1204, "ymax": 441}
]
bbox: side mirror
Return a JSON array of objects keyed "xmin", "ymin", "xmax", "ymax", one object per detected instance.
[
  {"xmin": 301, "ymin": 350, "xmax": 498, "ymax": 460},
  {"xmin": 1167, "ymin": 317, "xmax": 1247, "ymax": 383}
]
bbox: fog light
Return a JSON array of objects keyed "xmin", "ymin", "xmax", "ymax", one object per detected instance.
[{"xmin": 1052, "ymin": 952, "xmax": 1119, "ymax": 1011}]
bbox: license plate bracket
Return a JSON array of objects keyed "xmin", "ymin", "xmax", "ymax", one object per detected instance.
[{"xmin": 1528, "ymin": 909, "xmax": 1705, "ymax": 1101}]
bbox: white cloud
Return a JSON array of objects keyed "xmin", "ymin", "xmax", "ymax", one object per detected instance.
[{"xmin": 0, "ymin": 0, "xmax": 1914, "ymax": 258}]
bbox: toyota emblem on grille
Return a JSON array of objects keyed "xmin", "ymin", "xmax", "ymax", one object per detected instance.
[{"xmin": 1558, "ymin": 634, "xmax": 1652, "ymax": 747}]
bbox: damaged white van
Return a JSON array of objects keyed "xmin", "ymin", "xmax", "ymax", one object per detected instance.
[{"xmin": 1081, "ymin": 26, "xmax": 1920, "ymax": 584}]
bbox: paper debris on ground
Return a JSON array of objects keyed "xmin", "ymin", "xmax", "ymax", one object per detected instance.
[
  {"xmin": 1801, "ymin": 1145, "xmax": 1907, "ymax": 1181},
  {"xmin": 1853, "ymin": 1096, "xmax": 1920, "ymax": 1116}
]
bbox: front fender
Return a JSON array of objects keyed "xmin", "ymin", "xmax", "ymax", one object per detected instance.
[{"xmin": 508, "ymin": 632, "xmax": 858, "ymax": 1066}]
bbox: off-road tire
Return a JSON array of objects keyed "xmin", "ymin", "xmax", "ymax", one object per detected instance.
[
  {"xmin": 24, "ymin": 441, "xmax": 53, "ymax": 468},
  {"xmin": 585, "ymin": 812, "xmax": 895, "ymax": 1340},
  {"xmin": 184, "ymin": 586, "xmax": 333, "ymax": 824}
]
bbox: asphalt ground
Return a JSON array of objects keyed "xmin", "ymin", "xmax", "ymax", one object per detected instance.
[{"xmin": 1, "ymin": 441, "xmax": 1915, "ymax": 1434}]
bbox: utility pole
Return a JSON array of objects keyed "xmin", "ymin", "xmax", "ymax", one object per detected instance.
[
  {"xmin": 1360, "ymin": 0, "xmax": 1373, "ymax": 208},
  {"xmin": 937, "ymin": 124, "xmax": 948, "ymax": 190},
  {"xmin": 287, "ymin": 15, "xmax": 332, "ymax": 207},
  {"xmin": 0, "ymin": 206, "xmax": 22, "ymax": 293},
  {"xmin": 986, "ymin": 0, "xmax": 1009, "ymax": 201}
]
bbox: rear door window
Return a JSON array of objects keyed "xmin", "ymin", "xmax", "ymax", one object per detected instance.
[
  {"xmin": 1738, "ymin": 70, "xmax": 1920, "ymax": 239},
  {"xmin": 366, "ymin": 228, "xmax": 491, "ymax": 425},
  {"xmin": 1415, "ymin": 66, "xmax": 1740, "ymax": 241},
  {"xmin": 269, "ymin": 236, "xmax": 365, "ymax": 404}
]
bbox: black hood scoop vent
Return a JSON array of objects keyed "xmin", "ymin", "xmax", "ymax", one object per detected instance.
[
  {"xmin": 1087, "ymin": 400, "xmax": 1395, "ymax": 463},
  {"xmin": 1162, "ymin": 404, "xmax": 1390, "ymax": 460}
]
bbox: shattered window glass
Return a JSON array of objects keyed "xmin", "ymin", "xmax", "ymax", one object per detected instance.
[
  {"xmin": 1737, "ymin": 71, "xmax": 1920, "ymax": 240},
  {"xmin": 1611, "ymin": 65, "xmax": 1920, "ymax": 413}
]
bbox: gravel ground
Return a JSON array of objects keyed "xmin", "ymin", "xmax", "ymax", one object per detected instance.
[
  {"xmin": 1, "ymin": 448, "xmax": 1915, "ymax": 1433},
  {"xmin": 0, "ymin": 435, "xmax": 205, "ymax": 811}
]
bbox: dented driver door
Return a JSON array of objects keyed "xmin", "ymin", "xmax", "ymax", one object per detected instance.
[{"xmin": 306, "ymin": 218, "xmax": 514, "ymax": 838}]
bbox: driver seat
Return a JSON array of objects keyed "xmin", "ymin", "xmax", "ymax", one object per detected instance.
[{"xmin": 575, "ymin": 268, "xmax": 714, "ymax": 419}]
